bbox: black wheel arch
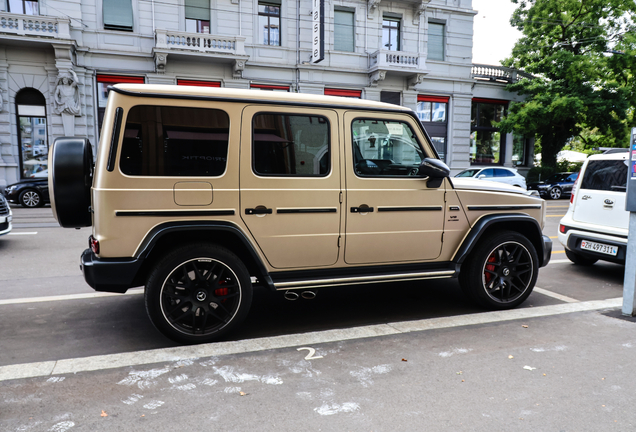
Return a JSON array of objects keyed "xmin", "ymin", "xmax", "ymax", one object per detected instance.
[
  {"xmin": 133, "ymin": 221, "xmax": 274, "ymax": 291},
  {"xmin": 453, "ymin": 214, "xmax": 547, "ymax": 268}
]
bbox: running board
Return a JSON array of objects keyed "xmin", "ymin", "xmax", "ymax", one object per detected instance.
[{"xmin": 273, "ymin": 270, "xmax": 456, "ymax": 290}]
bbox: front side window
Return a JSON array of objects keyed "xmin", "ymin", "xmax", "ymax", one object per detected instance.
[
  {"xmin": 103, "ymin": 0, "xmax": 134, "ymax": 31},
  {"xmin": 8, "ymin": 0, "xmax": 38, "ymax": 14},
  {"xmin": 352, "ymin": 119, "xmax": 424, "ymax": 177},
  {"xmin": 382, "ymin": 17, "xmax": 400, "ymax": 51},
  {"xmin": 495, "ymin": 168, "xmax": 514, "ymax": 177},
  {"xmin": 428, "ymin": 22, "xmax": 445, "ymax": 61},
  {"xmin": 185, "ymin": 0, "xmax": 210, "ymax": 33},
  {"xmin": 120, "ymin": 106, "xmax": 230, "ymax": 176},
  {"xmin": 253, "ymin": 113, "xmax": 330, "ymax": 176},
  {"xmin": 471, "ymin": 100, "xmax": 507, "ymax": 165},
  {"xmin": 259, "ymin": 2, "xmax": 280, "ymax": 46},
  {"xmin": 334, "ymin": 10, "xmax": 354, "ymax": 52}
]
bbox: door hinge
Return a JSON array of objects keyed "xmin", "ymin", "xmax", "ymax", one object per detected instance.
[{"xmin": 339, "ymin": 192, "xmax": 343, "ymax": 203}]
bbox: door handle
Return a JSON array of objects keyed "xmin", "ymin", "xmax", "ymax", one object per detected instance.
[
  {"xmin": 245, "ymin": 207, "xmax": 273, "ymax": 215},
  {"xmin": 350, "ymin": 206, "xmax": 374, "ymax": 213}
]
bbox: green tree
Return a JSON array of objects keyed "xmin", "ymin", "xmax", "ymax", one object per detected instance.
[{"xmin": 499, "ymin": 0, "xmax": 636, "ymax": 169}]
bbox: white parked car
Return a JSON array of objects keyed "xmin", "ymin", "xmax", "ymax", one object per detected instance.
[
  {"xmin": 455, "ymin": 167, "xmax": 527, "ymax": 189},
  {"xmin": 558, "ymin": 150, "xmax": 628, "ymax": 265},
  {"xmin": 0, "ymin": 193, "xmax": 12, "ymax": 237}
]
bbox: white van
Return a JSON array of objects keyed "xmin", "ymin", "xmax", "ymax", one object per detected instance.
[{"xmin": 558, "ymin": 150, "xmax": 629, "ymax": 265}]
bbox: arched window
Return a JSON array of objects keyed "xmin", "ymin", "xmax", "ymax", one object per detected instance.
[{"xmin": 15, "ymin": 88, "xmax": 48, "ymax": 179}]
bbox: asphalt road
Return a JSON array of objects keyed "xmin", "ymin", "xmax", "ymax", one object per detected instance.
[{"xmin": 0, "ymin": 200, "xmax": 631, "ymax": 431}]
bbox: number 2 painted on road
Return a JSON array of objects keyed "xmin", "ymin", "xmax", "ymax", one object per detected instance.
[{"xmin": 297, "ymin": 347, "xmax": 323, "ymax": 360}]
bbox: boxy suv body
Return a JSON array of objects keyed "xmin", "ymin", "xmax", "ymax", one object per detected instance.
[
  {"xmin": 49, "ymin": 85, "xmax": 552, "ymax": 343},
  {"xmin": 559, "ymin": 151, "xmax": 629, "ymax": 265}
]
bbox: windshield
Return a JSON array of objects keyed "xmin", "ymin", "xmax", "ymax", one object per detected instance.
[{"xmin": 455, "ymin": 169, "xmax": 480, "ymax": 178}]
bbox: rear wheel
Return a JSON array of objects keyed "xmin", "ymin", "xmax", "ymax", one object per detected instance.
[
  {"xmin": 565, "ymin": 249, "xmax": 597, "ymax": 266},
  {"xmin": 145, "ymin": 244, "xmax": 253, "ymax": 344},
  {"xmin": 549, "ymin": 186, "xmax": 562, "ymax": 200},
  {"xmin": 460, "ymin": 231, "xmax": 538, "ymax": 309},
  {"xmin": 19, "ymin": 189, "xmax": 43, "ymax": 208}
]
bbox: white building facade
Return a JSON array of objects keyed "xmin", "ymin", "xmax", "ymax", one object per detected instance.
[{"xmin": 0, "ymin": 0, "xmax": 533, "ymax": 187}]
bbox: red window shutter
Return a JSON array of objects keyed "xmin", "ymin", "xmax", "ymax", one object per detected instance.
[
  {"xmin": 417, "ymin": 95, "xmax": 449, "ymax": 103},
  {"xmin": 250, "ymin": 84, "xmax": 290, "ymax": 91},
  {"xmin": 96, "ymin": 74, "xmax": 145, "ymax": 84},
  {"xmin": 324, "ymin": 88, "xmax": 362, "ymax": 98},
  {"xmin": 177, "ymin": 79, "xmax": 221, "ymax": 87},
  {"xmin": 472, "ymin": 97, "xmax": 509, "ymax": 105}
]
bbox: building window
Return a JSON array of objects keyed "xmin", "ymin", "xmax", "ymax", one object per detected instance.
[
  {"xmin": 417, "ymin": 95, "xmax": 448, "ymax": 162},
  {"xmin": 324, "ymin": 88, "xmax": 361, "ymax": 98},
  {"xmin": 250, "ymin": 84, "xmax": 289, "ymax": 91},
  {"xmin": 512, "ymin": 134, "xmax": 528, "ymax": 167},
  {"xmin": 15, "ymin": 88, "xmax": 47, "ymax": 179},
  {"xmin": 103, "ymin": 0, "xmax": 134, "ymax": 31},
  {"xmin": 8, "ymin": 0, "xmax": 38, "ymax": 14},
  {"xmin": 96, "ymin": 74, "xmax": 145, "ymax": 134},
  {"xmin": 428, "ymin": 22, "xmax": 445, "ymax": 61},
  {"xmin": 334, "ymin": 9, "xmax": 354, "ymax": 52},
  {"xmin": 470, "ymin": 98, "xmax": 508, "ymax": 165},
  {"xmin": 382, "ymin": 17, "xmax": 400, "ymax": 51},
  {"xmin": 380, "ymin": 91, "xmax": 401, "ymax": 105},
  {"xmin": 259, "ymin": 1, "xmax": 280, "ymax": 46},
  {"xmin": 177, "ymin": 79, "xmax": 221, "ymax": 87},
  {"xmin": 185, "ymin": 0, "xmax": 210, "ymax": 33},
  {"xmin": 252, "ymin": 113, "xmax": 330, "ymax": 176}
]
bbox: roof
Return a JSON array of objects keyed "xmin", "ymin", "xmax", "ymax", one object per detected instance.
[{"xmin": 111, "ymin": 84, "xmax": 412, "ymax": 112}]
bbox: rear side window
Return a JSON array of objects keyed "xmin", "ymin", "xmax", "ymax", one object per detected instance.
[
  {"xmin": 252, "ymin": 113, "xmax": 330, "ymax": 176},
  {"xmin": 120, "ymin": 106, "xmax": 229, "ymax": 176},
  {"xmin": 495, "ymin": 169, "xmax": 514, "ymax": 177},
  {"xmin": 580, "ymin": 160, "xmax": 628, "ymax": 191},
  {"xmin": 480, "ymin": 169, "xmax": 494, "ymax": 178}
]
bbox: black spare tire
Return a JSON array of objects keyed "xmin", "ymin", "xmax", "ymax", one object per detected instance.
[{"xmin": 49, "ymin": 137, "xmax": 93, "ymax": 228}]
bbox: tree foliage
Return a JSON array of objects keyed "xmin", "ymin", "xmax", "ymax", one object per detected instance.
[{"xmin": 499, "ymin": 0, "xmax": 636, "ymax": 168}]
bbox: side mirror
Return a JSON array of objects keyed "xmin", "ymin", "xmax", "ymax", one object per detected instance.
[
  {"xmin": 418, "ymin": 158, "xmax": 450, "ymax": 188},
  {"xmin": 478, "ymin": 174, "xmax": 486, "ymax": 179}
]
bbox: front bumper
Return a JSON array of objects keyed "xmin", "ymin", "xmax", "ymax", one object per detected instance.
[
  {"xmin": 541, "ymin": 234, "xmax": 552, "ymax": 267},
  {"xmin": 80, "ymin": 248, "xmax": 144, "ymax": 293},
  {"xmin": 0, "ymin": 213, "xmax": 12, "ymax": 236}
]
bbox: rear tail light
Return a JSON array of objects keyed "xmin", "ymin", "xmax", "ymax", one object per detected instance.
[
  {"xmin": 89, "ymin": 235, "xmax": 99, "ymax": 254},
  {"xmin": 570, "ymin": 177, "xmax": 579, "ymax": 204},
  {"xmin": 559, "ymin": 224, "xmax": 566, "ymax": 233}
]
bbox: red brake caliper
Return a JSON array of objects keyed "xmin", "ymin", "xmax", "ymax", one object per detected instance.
[
  {"xmin": 485, "ymin": 254, "xmax": 497, "ymax": 283},
  {"xmin": 215, "ymin": 281, "xmax": 229, "ymax": 302}
]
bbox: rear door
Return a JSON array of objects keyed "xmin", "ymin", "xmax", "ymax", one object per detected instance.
[{"xmin": 573, "ymin": 157, "xmax": 628, "ymax": 229}]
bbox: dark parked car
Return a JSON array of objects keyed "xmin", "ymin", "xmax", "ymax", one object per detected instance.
[
  {"xmin": 527, "ymin": 172, "xmax": 578, "ymax": 200},
  {"xmin": 4, "ymin": 178, "xmax": 49, "ymax": 208}
]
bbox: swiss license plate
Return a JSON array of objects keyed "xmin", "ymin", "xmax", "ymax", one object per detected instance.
[{"xmin": 580, "ymin": 240, "xmax": 618, "ymax": 256}]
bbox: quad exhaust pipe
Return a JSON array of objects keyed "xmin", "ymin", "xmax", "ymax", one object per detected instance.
[{"xmin": 284, "ymin": 290, "xmax": 317, "ymax": 301}]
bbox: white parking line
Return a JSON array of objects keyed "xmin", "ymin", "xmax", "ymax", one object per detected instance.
[
  {"xmin": 533, "ymin": 287, "xmax": 579, "ymax": 303},
  {"xmin": 7, "ymin": 231, "xmax": 38, "ymax": 235},
  {"xmin": 0, "ymin": 297, "xmax": 622, "ymax": 382},
  {"xmin": 0, "ymin": 288, "xmax": 144, "ymax": 306},
  {"xmin": 548, "ymin": 259, "xmax": 571, "ymax": 264}
]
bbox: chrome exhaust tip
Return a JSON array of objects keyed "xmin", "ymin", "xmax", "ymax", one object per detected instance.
[
  {"xmin": 301, "ymin": 290, "xmax": 316, "ymax": 300},
  {"xmin": 284, "ymin": 291, "xmax": 299, "ymax": 301}
]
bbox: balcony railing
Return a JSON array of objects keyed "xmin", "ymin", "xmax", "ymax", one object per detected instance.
[
  {"xmin": 0, "ymin": 12, "xmax": 70, "ymax": 39},
  {"xmin": 369, "ymin": 50, "xmax": 424, "ymax": 71},
  {"xmin": 155, "ymin": 29, "xmax": 246, "ymax": 56},
  {"xmin": 471, "ymin": 64, "xmax": 533, "ymax": 83}
]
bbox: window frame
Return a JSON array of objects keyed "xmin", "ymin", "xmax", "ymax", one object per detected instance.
[
  {"xmin": 15, "ymin": 89, "xmax": 48, "ymax": 180},
  {"xmin": 258, "ymin": 1, "xmax": 281, "ymax": 46},
  {"xmin": 103, "ymin": 0, "xmax": 134, "ymax": 31},
  {"xmin": 333, "ymin": 8, "xmax": 355, "ymax": 52},
  {"xmin": 351, "ymin": 117, "xmax": 427, "ymax": 179},
  {"xmin": 382, "ymin": 16, "xmax": 401, "ymax": 51},
  {"xmin": 427, "ymin": 21, "xmax": 445, "ymax": 61},
  {"xmin": 470, "ymin": 98, "xmax": 509, "ymax": 166},
  {"xmin": 8, "ymin": 0, "xmax": 38, "ymax": 15},
  {"xmin": 251, "ymin": 111, "xmax": 332, "ymax": 178}
]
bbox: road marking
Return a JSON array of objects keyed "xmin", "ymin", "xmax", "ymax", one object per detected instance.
[
  {"xmin": 533, "ymin": 287, "xmax": 579, "ymax": 303},
  {"xmin": 551, "ymin": 250, "xmax": 565, "ymax": 254},
  {"xmin": 548, "ymin": 259, "xmax": 571, "ymax": 264},
  {"xmin": 549, "ymin": 236, "xmax": 558, "ymax": 239},
  {"xmin": 546, "ymin": 215, "xmax": 565, "ymax": 218},
  {"xmin": 0, "ymin": 297, "xmax": 622, "ymax": 382},
  {"xmin": 0, "ymin": 288, "xmax": 144, "ymax": 306},
  {"xmin": 7, "ymin": 231, "xmax": 38, "ymax": 235}
]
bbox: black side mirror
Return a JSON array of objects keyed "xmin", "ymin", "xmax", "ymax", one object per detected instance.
[{"xmin": 419, "ymin": 158, "xmax": 450, "ymax": 188}]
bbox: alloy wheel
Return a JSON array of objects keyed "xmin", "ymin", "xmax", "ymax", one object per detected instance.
[
  {"xmin": 482, "ymin": 241, "xmax": 534, "ymax": 304},
  {"xmin": 22, "ymin": 191, "xmax": 40, "ymax": 207}
]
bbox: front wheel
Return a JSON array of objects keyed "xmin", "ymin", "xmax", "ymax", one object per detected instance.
[
  {"xmin": 145, "ymin": 244, "xmax": 253, "ymax": 344},
  {"xmin": 460, "ymin": 231, "xmax": 538, "ymax": 309}
]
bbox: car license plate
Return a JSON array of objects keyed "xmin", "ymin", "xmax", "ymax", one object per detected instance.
[{"xmin": 580, "ymin": 240, "xmax": 618, "ymax": 256}]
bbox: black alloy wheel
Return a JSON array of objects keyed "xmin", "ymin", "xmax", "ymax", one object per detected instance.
[
  {"xmin": 19, "ymin": 189, "xmax": 43, "ymax": 208},
  {"xmin": 460, "ymin": 231, "xmax": 538, "ymax": 309},
  {"xmin": 145, "ymin": 244, "xmax": 252, "ymax": 344},
  {"xmin": 549, "ymin": 186, "xmax": 562, "ymax": 200}
]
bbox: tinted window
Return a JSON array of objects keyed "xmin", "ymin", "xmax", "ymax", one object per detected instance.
[
  {"xmin": 495, "ymin": 169, "xmax": 514, "ymax": 177},
  {"xmin": 456, "ymin": 169, "xmax": 479, "ymax": 178},
  {"xmin": 253, "ymin": 113, "xmax": 330, "ymax": 176},
  {"xmin": 480, "ymin": 169, "xmax": 494, "ymax": 178},
  {"xmin": 121, "ymin": 106, "xmax": 229, "ymax": 176},
  {"xmin": 581, "ymin": 160, "xmax": 627, "ymax": 191},
  {"xmin": 352, "ymin": 119, "xmax": 424, "ymax": 177}
]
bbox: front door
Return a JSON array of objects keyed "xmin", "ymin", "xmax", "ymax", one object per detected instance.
[
  {"xmin": 240, "ymin": 106, "xmax": 341, "ymax": 269},
  {"xmin": 343, "ymin": 111, "xmax": 446, "ymax": 265}
]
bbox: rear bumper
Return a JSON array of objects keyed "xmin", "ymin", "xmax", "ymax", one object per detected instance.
[
  {"xmin": 541, "ymin": 235, "xmax": 552, "ymax": 267},
  {"xmin": 565, "ymin": 233, "xmax": 626, "ymax": 264},
  {"xmin": 80, "ymin": 248, "xmax": 144, "ymax": 293}
]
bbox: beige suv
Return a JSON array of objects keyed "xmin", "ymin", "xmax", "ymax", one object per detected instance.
[{"xmin": 49, "ymin": 85, "xmax": 551, "ymax": 344}]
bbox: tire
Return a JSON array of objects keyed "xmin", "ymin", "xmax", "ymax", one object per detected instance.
[
  {"xmin": 565, "ymin": 249, "xmax": 597, "ymax": 266},
  {"xmin": 145, "ymin": 244, "xmax": 253, "ymax": 344},
  {"xmin": 19, "ymin": 189, "xmax": 43, "ymax": 208},
  {"xmin": 459, "ymin": 230, "xmax": 539, "ymax": 310},
  {"xmin": 549, "ymin": 187, "xmax": 562, "ymax": 200}
]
